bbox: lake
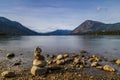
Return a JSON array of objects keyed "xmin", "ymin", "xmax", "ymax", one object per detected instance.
[{"xmin": 0, "ymin": 36, "xmax": 120, "ymax": 60}]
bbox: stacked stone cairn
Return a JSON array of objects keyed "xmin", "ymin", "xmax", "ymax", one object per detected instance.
[{"xmin": 31, "ymin": 47, "xmax": 47, "ymax": 76}]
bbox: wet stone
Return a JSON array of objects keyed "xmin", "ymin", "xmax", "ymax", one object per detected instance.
[{"xmin": 6, "ymin": 53, "xmax": 15, "ymax": 59}]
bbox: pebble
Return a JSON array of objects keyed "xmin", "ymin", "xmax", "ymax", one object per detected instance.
[
  {"xmin": 115, "ymin": 59, "xmax": 120, "ymax": 65},
  {"xmin": 103, "ymin": 65, "xmax": 115, "ymax": 72},
  {"xmin": 1, "ymin": 71, "xmax": 16, "ymax": 78},
  {"xmin": 56, "ymin": 54, "xmax": 63, "ymax": 60}
]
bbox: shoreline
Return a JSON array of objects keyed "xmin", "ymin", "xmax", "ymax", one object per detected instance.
[{"xmin": 0, "ymin": 49, "xmax": 120, "ymax": 80}]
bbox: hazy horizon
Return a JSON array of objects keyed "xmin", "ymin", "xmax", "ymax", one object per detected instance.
[{"xmin": 0, "ymin": 0, "xmax": 120, "ymax": 32}]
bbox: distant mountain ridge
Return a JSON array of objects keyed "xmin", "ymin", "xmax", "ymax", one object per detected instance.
[
  {"xmin": 1, "ymin": 16, "xmax": 120, "ymax": 36},
  {"xmin": 42, "ymin": 29, "xmax": 72, "ymax": 35},
  {"xmin": 0, "ymin": 17, "xmax": 39, "ymax": 35},
  {"xmin": 72, "ymin": 20, "xmax": 120, "ymax": 34},
  {"xmin": 0, "ymin": 17, "xmax": 71, "ymax": 36}
]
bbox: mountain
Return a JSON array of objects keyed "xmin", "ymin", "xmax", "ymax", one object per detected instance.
[
  {"xmin": 42, "ymin": 29, "xmax": 72, "ymax": 35},
  {"xmin": 72, "ymin": 20, "xmax": 120, "ymax": 35},
  {"xmin": 0, "ymin": 17, "xmax": 39, "ymax": 35}
]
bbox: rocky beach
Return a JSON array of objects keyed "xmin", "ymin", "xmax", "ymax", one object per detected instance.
[{"xmin": 0, "ymin": 47, "xmax": 120, "ymax": 80}]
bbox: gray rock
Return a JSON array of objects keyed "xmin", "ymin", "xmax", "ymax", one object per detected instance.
[
  {"xmin": 6, "ymin": 53, "xmax": 15, "ymax": 59},
  {"xmin": 33, "ymin": 59, "xmax": 46, "ymax": 67},
  {"xmin": 1, "ymin": 71, "xmax": 16, "ymax": 78},
  {"xmin": 56, "ymin": 54, "xmax": 63, "ymax": 60},
  {"xmin": 31, "ymin": 66, "xmax": 47, "ymax": 76},
  {"xmin": 103, "ymin": 65, "xmax": 115, "ymax": 72}
]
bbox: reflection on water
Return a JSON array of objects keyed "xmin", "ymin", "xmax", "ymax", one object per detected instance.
[{"xmin": 0, "ymin": 36, "xmax": 120, "ymax": 59}]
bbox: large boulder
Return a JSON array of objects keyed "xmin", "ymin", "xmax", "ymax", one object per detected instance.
[
  {"xmin": 115, "ymin": 59, "xmax": 120, "ymax": 65},
  {"xmin": 103, "ymin": 65, "xmax": 115, "ymax": 72},
  {"xmin": 33, "ymin": 59, "xmax": 46, "ymax": 67},
  {"xmin": 31, "ymin": 66, "xmax": 47, "ymax": 76},
  {"xmin": 56, "ymin": 54, "xmax": 63, "ymax": 60},
  {"xmin": 1, "ymin": 71, "xmax": 16, "ymax": 78}
]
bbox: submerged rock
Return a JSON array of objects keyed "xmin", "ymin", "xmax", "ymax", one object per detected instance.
[
  {"xmin": 1, "ymin": 71, "xmax": 16, "ymax": 78},
  {"xmin": 80, "ymin": 50, "xmax": 87, "ymax": 54},
  {"xmin": 13, "ymin": 62, "xmax": 21, "ymax": 66},
  {"xmin": 103, "ymin": 65, "xmax": 115, "ymax": 72},
  {"xmin": 31, "ymin": 66, "xmax": 47, "ymax": 76},
  {"xmin": 6, "ymin": 53, "xmax": 15, "ymax": 59}
]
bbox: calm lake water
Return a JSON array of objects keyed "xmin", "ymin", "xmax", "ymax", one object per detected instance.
[{"xmin": 0, "ymin": 36, "xmax": 120, "ymax": 59}]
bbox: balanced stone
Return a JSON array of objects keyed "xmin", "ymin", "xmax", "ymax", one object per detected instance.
[
  {"xmin": 33, "ymin": 59, "xmax": 46, "ymax": 67},
  {"xmin": 34, "ymin": 47, "xmax": 42, "ymax": 53},
  {"xmin": 31, "ymin": 47, "xmax": 47, "ymax": 76},
  {"xmin": 31, "ymin": 66, "xmax": 47, "ymax": 76},
  {"xmin": 34, "ymin": 47, "xmax": 44, "ymax": 60}
]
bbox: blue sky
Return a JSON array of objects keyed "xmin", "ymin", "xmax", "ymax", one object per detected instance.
[{"xmin": 0, "ymin": 0, "xmax": 120, "ymax": 32}]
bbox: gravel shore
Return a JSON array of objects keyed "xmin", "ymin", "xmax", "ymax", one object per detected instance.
[{"xmin": 0, "ymin": 49, "xmax": 120, "ymax": 80}]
